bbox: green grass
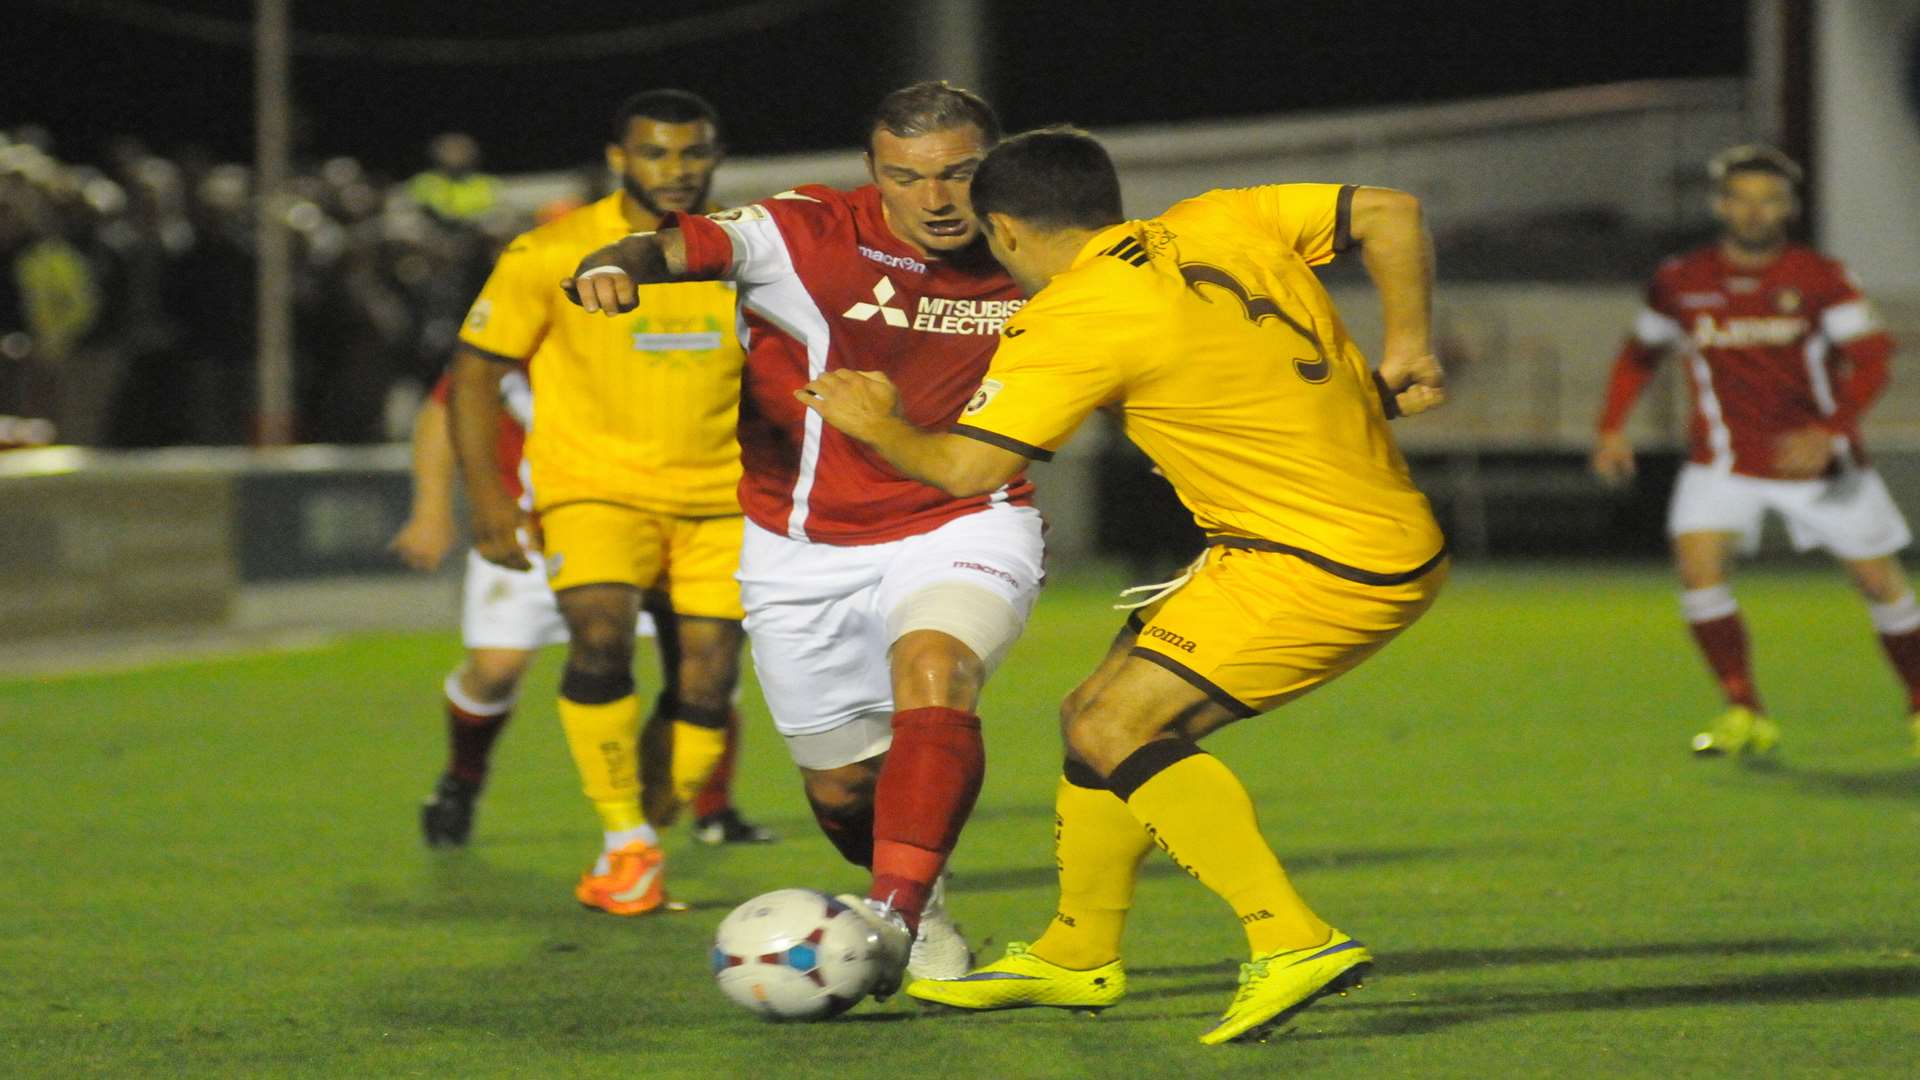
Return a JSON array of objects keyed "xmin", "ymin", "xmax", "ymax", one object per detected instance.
[{"xmin": 3, "ymin": 563, "xmax": 1916, "ymax": 1078}]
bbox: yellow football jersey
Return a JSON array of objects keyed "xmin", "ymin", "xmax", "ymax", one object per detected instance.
[
  {"xmin": 458, "ymin": 192, "xmax": 744, "ymax": 516},
  {"xmin": 955, "ymin": 184, "xmax": 1443, "ymax": 577}
]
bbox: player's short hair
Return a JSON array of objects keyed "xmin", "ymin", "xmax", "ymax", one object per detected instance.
[
  {"xmin": 1708, "ymin": 143, "xmax": 1802, "ymax": 188},
  {"xmin": 971, "ymin": 126, "xmax": 1124, "ymax": 233},
  {"xmin": 866, "ymin": 80, "xmax": 1001, "ymax": 153},
  {"xmin": 611, "ymin": 89, "xmax": 721, "ymax": 143}
]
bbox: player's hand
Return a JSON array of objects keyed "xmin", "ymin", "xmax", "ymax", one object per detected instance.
[
  {"xmin": 562, "ymin": 241, "xmax": 640, "ymax": 314},
  {"xmin": 1395, "ymin": 384, "xmax": 1447, "ymax": 417},
  {"xmin": 1591, "ymin": 431, "xmax": 1637, "ymax": 488},
  {"xmin": 1773, "ymin": 426, "xmax": 1836, "ymax": 480},
  {"xmin": 1378, "ymin": 351, "xmax": 1446, "ymax": 394},
  {"xmin": 471, "ymin": 499, "xmax": 533, "ymax": 571},
  {"xmin": 388, "ymin": 514, "xmax": 455, "ymax": 572},
  {"xmin": 794, "ymin": 369, "xmax": 904, "ymax": 444}
]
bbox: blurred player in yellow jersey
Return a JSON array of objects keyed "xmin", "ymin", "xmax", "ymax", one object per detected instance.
[
  {"xmin": 799, "ymin": 128, "xmax": 1448, "ymax": 1043},
  {"xmin": 448, "ymin": 90, "xmax": 764, "ymax": 916}
]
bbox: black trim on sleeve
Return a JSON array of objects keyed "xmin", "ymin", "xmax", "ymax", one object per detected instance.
[
  {"xmin": 1373, "ymin": 371, "xmax": 1401, "ymax": 420},
  {"xmin": 1332, "ymin": 184, "xmax": 1358, "ymax": 254},
  {"xmin": 1127, "ymin": 647, "xmax": 1260, "ymax": 719},
  {"xmin": 1123, "ymin": 610, "xmax": 1148, "ymax": 635},
  {"xmin": 458, "ymin": 341, "xmax": 528, "ymax": 367},
  {"xmin": 949, "ymin": 423, "xmax": 1055, "ymax": 462}
]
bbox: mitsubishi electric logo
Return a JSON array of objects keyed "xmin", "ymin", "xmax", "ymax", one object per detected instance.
[{"xmin": 843, "ymin": 277, "xmax": 909, "ymax": 327}]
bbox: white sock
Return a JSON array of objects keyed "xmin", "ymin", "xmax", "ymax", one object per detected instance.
[
  {"xmin": 594, "ymin": 825, "xmax": 661, "ymax": 874},
  {"xmin": 1680, "ymin": 585, "xmax": 1738, "ymax": 623},
  {"xmin": 1870, "ymin": 592, "xmax": 1920, "ymax": 635}
]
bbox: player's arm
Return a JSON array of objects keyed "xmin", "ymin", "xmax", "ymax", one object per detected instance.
[
  {"xmin": 1591, "ymin": 283, "xmax": 1684, "ymax": 486},
  {"xmin": 562, "ymin": 228, "xmax": 691, "ymax": 315},
  {"xmin": 794, "ymin": 370, "xmax": 1026, "ymax": 498},
  {"xmin": 1776, "ymin": 298, "xmax": 1895, "ymax": 479},
  {"xmin": 388, "ymin": 392, "xmax": 458, "ymax": 572},
  {"xmin": 447, "ymin": 346, "xmax": 531, "ymax": 570},
  {"xmin": 1346, "ymin": 186, "xmax": 1444, "ymax": 407}
]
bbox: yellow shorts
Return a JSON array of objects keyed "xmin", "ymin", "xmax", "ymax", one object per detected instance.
[
  {"xmin": 539, "ymin": 502, "xmax": 746, "ymax": 621},
  {"xmin": 1127, "ymin": 544, "xmax": 1447, "ymax": 717}
]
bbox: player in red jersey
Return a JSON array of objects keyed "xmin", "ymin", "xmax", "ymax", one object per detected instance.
[
  {"xmin": 388, "ymin": 367, "xmax": 772, "ymax": 847},
  {"xmin": 566, "ymin": 82, "xmax": 1043, "ymax": 992},
  {"xmin": 1592, "ymin": 145, "xmax": 1918, "ymax": 757}
]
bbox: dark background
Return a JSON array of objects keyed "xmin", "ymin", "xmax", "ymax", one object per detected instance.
[{"xmin": 6, "ymin": 0, "xmax": 1747, "ymax": 173}]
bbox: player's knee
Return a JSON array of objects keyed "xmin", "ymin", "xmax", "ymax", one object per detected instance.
[
  {"xmin": 1062, "ymin": 708, "xmax": 1128, "ymax": 776},
  {"xmin": 567, "ymin": 616, "xmax": 633, "ymax": 672},
  {"xmin": 891, "ymin": 631, "xmax": 986, "ymax": 709},
  {"xmin": 676, "ymin": 655, "xmax": 740, "ymax": 713},
  {"xmin": 802, "ymin": 761, "xmax": 879, "ymax": 813},
  {"xmin": 461, "ymin": 662, "xmax": 523, "ymax": 705}
]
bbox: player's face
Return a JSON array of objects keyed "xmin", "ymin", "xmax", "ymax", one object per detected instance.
[
  {"xmin": 1714, "ymin": 171, "xmax": 1795, "ymax": 253},
  {"xmin": 608, "ymin": 117, "xmax": 721, "ymax": 218},
  {"xmin": 867, "ymin": 125, "xmax": 989, "ymax": 256}
]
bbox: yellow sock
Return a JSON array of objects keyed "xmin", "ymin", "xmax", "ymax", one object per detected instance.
[
  {"xmin": 558, "ymin": 694, "xmax": 647, "ymax": 833},
  {"xmin": 1028, "ymin": 772, "xmax": 1153, "ymax": 970},
  {"xmin": 669, "ymin": 720, "xmax": 729, "ymax": 807},
  {"xmin": 1117, "ymin": 744, "xmax": 1330, "ymax": 956}
]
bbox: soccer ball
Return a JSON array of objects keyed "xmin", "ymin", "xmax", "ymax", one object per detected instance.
[{"xmin": 711, "ymin": 889, "xmax": 884, "ymax": 1021}]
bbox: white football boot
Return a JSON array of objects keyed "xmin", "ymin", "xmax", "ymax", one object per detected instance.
[
  {"xmin": 907, "ymin": 872, "xmax": 975, "ymax": 980},
  {"xmin": 835, "ymin": 893, "xmax": 911, "ymax": 1001}
]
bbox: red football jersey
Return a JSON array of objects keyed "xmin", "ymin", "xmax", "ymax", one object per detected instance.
[
  {"xmin": 432, "ymin": 367, "xmax": 530, "ymax": 503},
  {"xmin": 1598, "ymin": 244, "xmax": 1895, "ymax": 478},
  {"xmin": 669, "ymin": 185, "xmax": 1034, "ymax": 545}
]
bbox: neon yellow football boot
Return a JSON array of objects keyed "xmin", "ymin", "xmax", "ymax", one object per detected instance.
[
  {"xmin": 1198, "ymin": 930, "xmax": 1372, "ymax": 1046},
  {"xmin": 1690, "ymin": 705, "xmax": 1779, "ymax": 758},
  {"xmin": 906, "ymin": 941, "xmax": 1125, "ymax": 1012}
]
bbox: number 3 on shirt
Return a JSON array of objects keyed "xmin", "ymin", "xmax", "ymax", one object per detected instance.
[{"xmin": 1180, "ymin": 262, "xmax": 1330, "ymax": 383}]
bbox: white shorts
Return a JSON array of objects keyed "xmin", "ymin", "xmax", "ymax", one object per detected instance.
[
  {"xmin": 459, "ymin": 549, "xmax": 659, "ymax": 651},
  {"xmin": 738, "ymin": 503, "xmax": 1046, "ymax": 765},
  {"xmin": 1667, "ymin": 463, "xmax": 1913, "ymax": 560}
]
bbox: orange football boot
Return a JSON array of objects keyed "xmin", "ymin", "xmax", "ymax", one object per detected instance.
[{"xmin": 574, "ymin": 840, "xmax": 667, "ymax": 916}]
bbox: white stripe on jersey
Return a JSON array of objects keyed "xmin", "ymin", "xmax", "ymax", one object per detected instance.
[
  {"xmin": 1804, "ymin": 333, "xmax": 1837, "ymax": 417},
  {"xmin": 1633, "ymin": 307, "xmax": 1686, "ymax": 348},
  {"xmin": 1801, "ymin": 332, "xmax": 1852, "ymax": 459},
  {"xmin": 1821, "ymin": 299, "xmax": 1880, "ymax": 344},
  {"xmin": 1685, "ymin": 345, "xmax": 1735, "ymax": 470},
  {"xmin": 716, "ymin": 212, "xmax": 832, "ymax": 540}
]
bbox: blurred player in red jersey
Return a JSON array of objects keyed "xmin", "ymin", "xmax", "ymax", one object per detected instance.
[
  {"xmin": 566, "ymin": 82, "xmax": 1043, "ymax": 994},
  {"xmin": 1592, "ymin": 145, "xmax": 1917, "ymax": 757},
  {"xmin": 388, "ymin": 366, "xmax": 772, "ymax": 848}
]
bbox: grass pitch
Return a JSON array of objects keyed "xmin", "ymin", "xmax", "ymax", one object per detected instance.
[{"xmin": 3, "ymin": 563, "xmax": 1916, "ymax": 1078}]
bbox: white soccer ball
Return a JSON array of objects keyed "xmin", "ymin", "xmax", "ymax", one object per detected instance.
[{"xmin": 711, "ymin": 888, "xmax": 884, "ymax": 1021}]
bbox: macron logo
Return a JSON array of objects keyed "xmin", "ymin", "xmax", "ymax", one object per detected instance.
[
  {"xmin": 843, "ymin": 277, "xmax": 909, "ymax": 327},
  {"xmin": 859, "ymin": 245, "xmax": 928, "ymax": 274}
]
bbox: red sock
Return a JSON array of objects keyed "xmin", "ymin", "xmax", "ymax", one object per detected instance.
[
  {"xmin": 690, "ymin": 709, "xmax": 741, "ymax": 820},
  {"xmin": 1688, "ymin": 613, "xmax": 1761, "ymax": 710},
  {"xmin": 1878, "ymin": 630, "xmax": 1920, "ymax": 711},
  {"xmin": 869, "ymin": 707, "xmax": 983, "ymax": 930},
  {"xmin": 447, "ymin": 698, "xmax": 510, "ymax": 786}
]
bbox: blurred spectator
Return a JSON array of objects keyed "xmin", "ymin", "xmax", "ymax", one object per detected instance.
[
  {"xmin": 1, "ymin": 125, "xmax": 550, "ymax": 447},
  {"xmin": 0, "ymin": 156, "xmax": 101, "ymax": 429},
  {"xmin": 407, "ymin": 132, "xmax": 499, "ymax": 224}
]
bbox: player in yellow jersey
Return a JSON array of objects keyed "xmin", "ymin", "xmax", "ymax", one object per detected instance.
[
  {"xmin": 448, "ymin": 90, "xmax": 763, "ymax": 916},
  {"xmin": 798, "ymin": 128, "xmax": 1448, "ymax": 1043}
]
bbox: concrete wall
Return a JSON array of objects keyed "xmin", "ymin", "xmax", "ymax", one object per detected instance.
[{"xmin": 1816, "ymin": 0, "xmax": 1920, "ymax": 293}]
